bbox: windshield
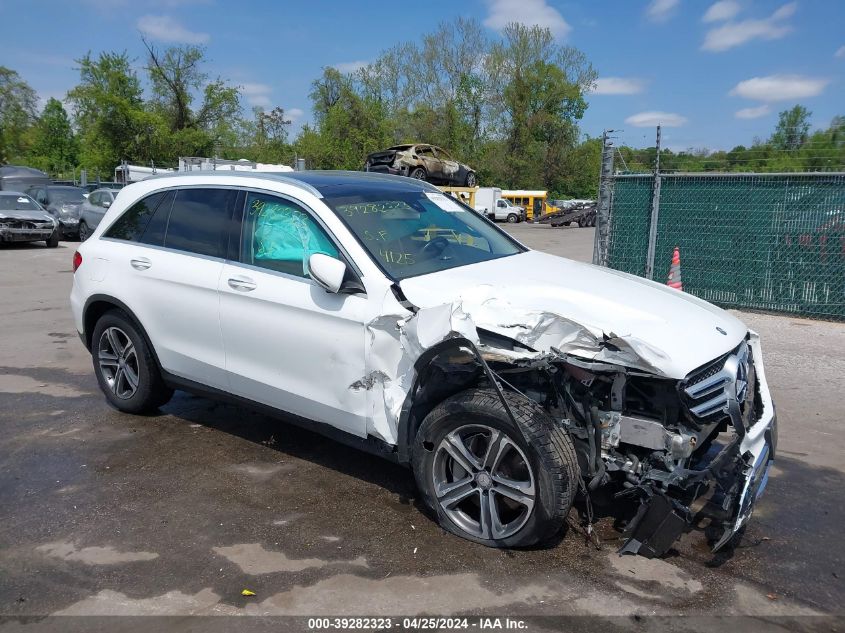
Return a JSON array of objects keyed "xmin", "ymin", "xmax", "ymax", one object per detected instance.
[
  {"xmin": 0, "ymin": 194, "xmax": 40, "ymax": 211},
  {"xmin": 323, "ymin": 189, "xmax": 524, "ymax": 280},
  {"xmin": 51, "ymin": 188, "xmax": 85, "ymax": 204}
]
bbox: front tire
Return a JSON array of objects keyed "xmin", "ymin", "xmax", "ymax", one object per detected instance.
[
  {"xmin": 45, "ymin": 231, "xmax": 60, "ymax": 247},
  {"xmin": 78, "ymin": 221, "xmax": 91, "ymax": 242},
  {"xmin": 91, "ymin": 310, "xmax": 173, "ymax": 413},
  {"xmin": 412, "ymin": 388, "xmax": 578, "ymax": 548},
  {"xmin": 410, "ymin": 167, "xmax": 427, "ymax": 181},
  {"xmin": 507, "ymin": 213, "xmax": 518, "ymax": 224},
  {"xmin": 465, "ymin": 172, "xmax": 477, "ymax": 187}
]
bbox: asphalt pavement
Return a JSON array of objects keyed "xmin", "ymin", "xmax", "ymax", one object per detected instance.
[{"xmin": 0, "ymin": 224, "xmax": 843, "ymax": 627}]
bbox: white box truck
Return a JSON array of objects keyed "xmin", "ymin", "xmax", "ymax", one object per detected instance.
[{"xmin": 476, "ymin": 187, "xmax": 524, "ymax": 223}]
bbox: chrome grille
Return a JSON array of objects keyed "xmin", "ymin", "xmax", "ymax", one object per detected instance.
[{"xmin": 683, "ymin": 342, "xmax": 752, "ymax": 424}]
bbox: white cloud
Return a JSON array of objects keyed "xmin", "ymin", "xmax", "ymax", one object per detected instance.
[
  {"xmin": 836, "ymin": 45, "xmax": 845, "ymax": 58},
  {"xmin": 137, "ymin": 15, "xmax": 209, "ymax": 44},
  {"xmin": 729, "ymin": 74, "xmax": 830, "ymax": 102},
  {"xmin": 702, "ymin": 0, "xmax": 740, "ymax": 22},
  {"xmin": 332, "ymin": 60, "xmax": 369, "ymax": 74},
  {"xmin": 591, "ymin": 77, "xmax": 646, "ymax": 95},
  {"xmin": 286, "ymin": 108, "xmax": 304, "ymax": 123},
  {"xmin": 484, "ymin": 0, "xmax": 572, "ymax": 38},
  {"xmin": 646, "ymin": 0, "xmax": 679, "ymax": 23},
  {"xmin": 625, "ymin": 111, "xmax": 688, "ymax": 127},
  {"xmin": 701, "ymin": 2, "xmax": 795, "ymax": 52},
  {"xmin": 735, "ymin": 104, "xmax": 771, "ymax": 119},
  {"xmin": 241, "ymin": 83, "xmax": 272, "ymax": 108}
]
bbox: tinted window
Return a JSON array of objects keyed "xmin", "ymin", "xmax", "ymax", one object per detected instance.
[
  {"xmin": 241, "ymin": 192, "xmax": 338, "ymax": 278},
  {"xmin": 164, "ymin": 188, "xmax": 234, "ymax": 258},
  {"xmin": 88, "ymin": 192, "xmax": 101, "ymax": 206},
  {"xmin": 104, "ymin": 192, "xmax": 168, "ymax": 242},
  {"xmin": 138, "ymin": 190, "xmax": 174, "ymax": 247}
]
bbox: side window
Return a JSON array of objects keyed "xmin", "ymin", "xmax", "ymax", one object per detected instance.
[
  {"xmin": 89, "ymin": 192, "xmax": 101, "ymax": 206},
  {"xmin": 240, "ymin": 192, "xmax": 338, "ymax": 278},
  {"xmin": 104, "ymin": 191, "xmax": 168, "ymax": 242},
  {"xmin": 164, "ymin": 188, "xmax": 235, "ymax": 258}
]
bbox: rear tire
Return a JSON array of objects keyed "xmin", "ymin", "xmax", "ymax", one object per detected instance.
[
  {"xmin": 465, "ymin": 172, "xmax": 477, "ymax": 187},
  {"xmin": 78, "ymin": 221, "xmax": 90, "ymax": 242},
  {"xmin": 507, "ymin": 213, "xmax": 518, "ymax": 223},
  {"xmin": 91, "ymin": 309, "xmax": 173, "ymax": 414},
  {"xmin": 412, "ymin": 388, "xmax": 578, "ymax": 548},
  {"xmin": 410, "ymin": 167, "xmax": 427, "ymax": 181},
  {"xmin": 45, "ymin": 231, "xmax": 60, "ymax": 248}
]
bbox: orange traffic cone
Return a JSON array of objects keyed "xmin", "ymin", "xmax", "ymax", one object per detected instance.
[{"xmin": 667, "ymin": 246, "xmax": 683, "ymax": 290}]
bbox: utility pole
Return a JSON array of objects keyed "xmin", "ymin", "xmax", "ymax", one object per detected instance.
[
  {"xmin": 592, "ymin": 129, "xmax": 615, "ymax": 266},
  {"xmin": 644, "ymin": 125, "xmax": 662, "ymax": 280}
]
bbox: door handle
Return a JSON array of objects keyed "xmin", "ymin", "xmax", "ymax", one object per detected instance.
[
  {"xmin": 130, "ymin": 257, "xmax": 152, "ymax": 270},
  {"xmin": 227, "ymin": 276, "xmax": 256, "ymax": 292}
]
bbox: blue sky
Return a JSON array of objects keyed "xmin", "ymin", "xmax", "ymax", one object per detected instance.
[{"xmin": 1, "ymin": 0, "xmax": 842, "ymax": 151}]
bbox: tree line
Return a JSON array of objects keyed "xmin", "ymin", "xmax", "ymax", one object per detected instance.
[{"xmin": 1, "ymin": 19, "xmax": 842, "ymax": 199}]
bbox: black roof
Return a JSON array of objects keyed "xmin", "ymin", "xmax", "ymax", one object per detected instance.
[
  {"xmin": 148, "ymin": 169, "xmax": 440, "ymax": 198},
  {"xmin": 284, "ymin": 170, "xmax": 440, "ymax": 196}
]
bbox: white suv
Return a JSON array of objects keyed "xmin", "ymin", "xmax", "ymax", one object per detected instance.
[{"xmin": 70, "ymin": 171, "xmax": 776, "ymax": 556}]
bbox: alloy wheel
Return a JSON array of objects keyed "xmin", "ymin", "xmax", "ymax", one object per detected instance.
[
  {"xmin": 97, "ymin": 326, "xmax": 140, "ymax": 399},
  {"xmin": 432, "ymin": 424, "xmax": 535, "ymax": 540}
]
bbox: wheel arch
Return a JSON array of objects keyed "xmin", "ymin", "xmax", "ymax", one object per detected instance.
[
  {"xmin": 395, "ymin": 337, "xmax": 485, "ymax": 463},
  {"xmin": 82, "ymin": 295, "xmax": 164, "ymax": 374}
]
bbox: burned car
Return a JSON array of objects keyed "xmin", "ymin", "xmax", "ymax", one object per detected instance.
[
  {"xmin": 0, "ymin": 191, "xmax": 60, "ymax": 247},
  {"xmin": 365, "ymin": 144, "xmax": 477, "ymax": 187},
  {"xmin": 70, "ymin": 171, "xmax": 775, "ymax": 558}
]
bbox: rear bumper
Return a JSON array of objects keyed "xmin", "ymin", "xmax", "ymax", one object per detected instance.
[
  {"xmin": 620, "ymin": 331, "xmax": 777, "ymax": 557},
  {"xmin": 365, "ymin": 164, "xmax": 407, "ymax": 176}
]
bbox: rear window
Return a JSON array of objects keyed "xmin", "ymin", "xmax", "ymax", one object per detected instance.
[
  {"xmin": 104, "ymin": 192, "xmax": 169, "ymax": 242},
  {"xmin": 164, "ymin": 188, "xmax": 235, "ymax": 259}
]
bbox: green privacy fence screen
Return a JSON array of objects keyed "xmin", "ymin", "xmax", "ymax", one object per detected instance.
[{"xmin": 606, "ymin": 173, "xmax": 845, "ymax": 320}]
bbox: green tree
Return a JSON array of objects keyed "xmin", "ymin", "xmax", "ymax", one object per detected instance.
[
  {"xmin": 770, "ymin": 105, "xmax": 812, "ymax": 151},
  {"xmin": 28, "ymin": 98, "xmax": 78, "ymax": 174},
  {"xmin": 67, "ymin": 51, "xmax": 153, "ymax": 172},
  {"xmin": 490, "ymin": 24, "xmax": 595, "ymax": 190},
  {"xmin": 297, "ymin": 68, "xmax": 391, "ymax": 170},
  {"xmin": 0, "ymin": 67, "xmax": 38, "ymax": 163},
  {"xmin": 143, "ymin": 39, "xmax": 242, "ymax": 155}
]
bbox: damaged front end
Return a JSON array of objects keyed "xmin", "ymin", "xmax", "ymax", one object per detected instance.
[
  {"xmin": 368, "ymin": 293, "xmax": 777, "ymax": 558},
  {"xmin": 480, "ymin": 330, "xmax": 776, "ymax": 557}
]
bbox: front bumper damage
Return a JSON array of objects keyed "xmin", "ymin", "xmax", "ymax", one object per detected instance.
[
  {"xmin": 0, "ymin": 221, "xmax": 56, "ymax": 242},
  {"xmin": 619, "ymin": 335, "xmax": 777, "ymax": 557}
]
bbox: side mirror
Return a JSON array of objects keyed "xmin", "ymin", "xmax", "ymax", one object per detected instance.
[
  {"xmin": 307, "ymin": 253, "xmax": 347, "ymax": 294},
  {"xmin": 102, "ymin": 200, "xmax": 111, "ymax": 208}
]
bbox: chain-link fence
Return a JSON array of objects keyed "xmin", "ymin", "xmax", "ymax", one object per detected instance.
[{"xmin": 597, "ymin": 166, "xmax": 845, "ymax": 320}]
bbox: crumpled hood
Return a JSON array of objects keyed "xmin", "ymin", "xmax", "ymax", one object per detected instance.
[
  {"xmin": 398, "ymin": 250, "xmax": 748, "ymax": 379},
  {"xmin": 0, "ymin": 209, "xmax": 55, "ymax": 223}
]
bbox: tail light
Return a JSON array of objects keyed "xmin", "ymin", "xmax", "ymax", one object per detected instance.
[{"xmin": 72, "ymin": 251, "xmax": 82, "ymax": 273}]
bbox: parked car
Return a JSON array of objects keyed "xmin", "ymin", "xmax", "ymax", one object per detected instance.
[
  {"xmin": 0, "ymin": 165, "xmax": 50, "ymax": 192},
  {"xmin": 70, "ymin": 171, "xmax": 776, "ymax": 556},
  {"xmin": 26, "ymin": 185, "xmax": 87, "ymax": 238},
  {"xmin": 79, "ymin": 188, "xmax": 122, "ymax": 241},
  {"xmin": 365, "ymin": 144, "xmax": 477, "ymax": 187},
  {"xmin": 0, "ymin": 191, "xmax": 59, "ymax": 247}
]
